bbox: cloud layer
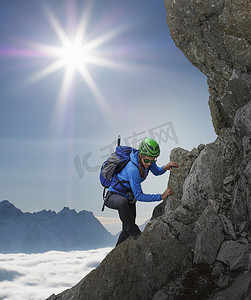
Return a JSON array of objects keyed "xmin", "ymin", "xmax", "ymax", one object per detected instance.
[{"xmin": 0, "ymin": 248, "xmax": 112, "ymax": 300}]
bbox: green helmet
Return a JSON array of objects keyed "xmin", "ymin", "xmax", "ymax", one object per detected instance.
[{"xmin": 139, "ymin": 137, "xmax": 160, "ymax": 157}]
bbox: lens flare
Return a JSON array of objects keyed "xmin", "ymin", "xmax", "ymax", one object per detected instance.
[
  {"xmin": 58, "ymin": 41, "xmax": 87, "ymax": 70},
  {"xmin": 0, "ymin": 1, "xmax": 143, "ymax": 129}
]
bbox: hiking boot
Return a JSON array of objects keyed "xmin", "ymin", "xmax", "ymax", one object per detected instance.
[{"xmin": 132, "ymin": 231, "xmax": 141, "ymax": 240}]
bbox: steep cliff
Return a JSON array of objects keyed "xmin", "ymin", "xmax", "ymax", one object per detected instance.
[{"xmin": 48, "ymin": 1, "xmax": 251, "ymax": 299}]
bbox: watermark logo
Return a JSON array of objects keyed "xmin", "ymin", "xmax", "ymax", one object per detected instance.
[{"xmin": 74, "ymin": 122, "xmax": 178, "ymax": 179}]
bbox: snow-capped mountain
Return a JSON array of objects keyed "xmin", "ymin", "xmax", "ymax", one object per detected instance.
[{"xmin": 0, "ymin": 200, "xmax": 115, "ymax": 253}]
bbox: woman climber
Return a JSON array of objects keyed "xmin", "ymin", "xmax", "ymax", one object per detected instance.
[{"xmin": 104, "ymin": 137, "xmax": 178, "ymax": 246}]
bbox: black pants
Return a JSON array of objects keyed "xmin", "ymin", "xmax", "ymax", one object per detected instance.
[{"xmin": 105, "ymin": 192, "xmax": 141, "ymax": 246}]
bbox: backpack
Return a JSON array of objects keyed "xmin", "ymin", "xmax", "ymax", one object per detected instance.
[
  {"xmin": 100, "ymin": 145, "xmax": 132, "ymax": 189},
  {"xmin": 100, "ymin": 136, "xmax": 137, "ymax": 211}
]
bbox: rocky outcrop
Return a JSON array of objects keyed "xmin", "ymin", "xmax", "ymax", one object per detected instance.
[
  {"xmin": 165, "ymin": 0, "xmax": 251, "ymax": 135},
  {"xmin": 151, "ymin": 100, "xmax": 250, "ymax": 298},
  {"xmin": 49, "ymin": 1, "xmax": 250, "ymax": 299},
  {"xmin": 52, "ymin": 219, "xmax": 192, "ymax": 300}
]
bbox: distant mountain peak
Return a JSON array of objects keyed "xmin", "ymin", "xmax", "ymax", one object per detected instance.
[
  {"xmin": 0, "ymin": 200, "xmax": 13, "ymax": 206},
  {"xmin": 62, "ymin": 206, "xmax": 75, "ymax": 211},
  {"xmin": 0, "ymin": 200, "xmax": 22, "ymax": 219},
  {"xmin": 58, "ymin": 207, "xmax": 77, "ymax": 216}
]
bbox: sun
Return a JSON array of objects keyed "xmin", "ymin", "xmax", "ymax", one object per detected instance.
[
  {"xmin": 58, "ymin": 40, "xmax": 88, "ymax": 71},
  {"xmin": 33, "ymin": 6, "xmax": 93, "ymax": 77},
  {"xmin": 25, "ymin": 4, "xmax": 132, "ymax": 115}
]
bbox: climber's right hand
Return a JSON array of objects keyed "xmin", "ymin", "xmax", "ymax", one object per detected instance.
[{"xmin": 161, "ymin": 187, "xmax": 174, "ymax": 200}]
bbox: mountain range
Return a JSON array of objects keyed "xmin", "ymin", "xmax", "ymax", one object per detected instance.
[{"xmin": 0, "ymin": 200, "xmax": 115, "ymax": 253}]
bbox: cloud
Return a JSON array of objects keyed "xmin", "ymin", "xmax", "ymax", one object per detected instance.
[
  {"xmin": 0, "ymin": 248, "xmax": 112, "ymax": 300},
  {"xmin": 0, "ymin": 268, "xmax": 23, "ymax": 282}
]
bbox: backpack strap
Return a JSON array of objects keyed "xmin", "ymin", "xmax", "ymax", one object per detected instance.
[
  {"xmin": 112, "ymin": 179, "xmax": 131, "ymax": 193},
  {"xmin": 101, "ymin": 187, "xmax": 107, "ymax": 211},
  {"xmin": 111, "ymin": 159, "xmax": 139, "ymax": 195}
]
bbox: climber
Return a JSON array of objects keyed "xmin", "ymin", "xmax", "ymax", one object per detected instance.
[{"xmin": 104, "ymin": 137, "xmax": 178, "ymax": 246}]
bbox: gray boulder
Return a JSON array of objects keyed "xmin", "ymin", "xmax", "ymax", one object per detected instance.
[
  {"xmin": 182, "ymin": 129, "xmax": 241, "ymax": 214},
  {"xmin": 164, "ymin": 205, "xmax": 196, "ymax": 248},
  {"xmin": 209, "ymin": 271, "xmax": 251, "ymax": 300},
  {"xmin": 217, "ymin": 240, "xmax": 250, "ymax": 271},
  {"xmin": 168, "ymin": 145, "xmax": 205, "ymax": 211},
  {"xmin": 152, "ymin": 145, "xmax": 205, "ymax": 218},
  {"xmin": 219, "ymin": 214, "xmax": 237, "ymax": 240},
  {"xmin": 194, "ymin": 205, "xmax": 224, "ymax": 265}
]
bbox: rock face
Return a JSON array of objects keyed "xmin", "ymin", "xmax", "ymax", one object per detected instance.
[
  {"xmin": 50, "ymin": 1, "xmax": 251, "ymax": 299},
  {"xmin": 53, "ymin": 219, "xmax": 192, "ymax": 300},
  {"xmin": 165, "ymin": 0, "xmax": 251, "ymax": 135}
]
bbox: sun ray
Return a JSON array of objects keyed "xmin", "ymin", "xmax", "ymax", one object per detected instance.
[
  {"xmin": 83, "ymin": 54, "xmax": 127, "ymax": 70},
  {"xmin": 73, "ymin": 2, "xmax": 93, "ymax": 46},
  {"xmin": 53, "ymin": 66, "xmax": 76, "ymax": 129},
  {"xmin": 26, "ymin": 59, "xmax": 65, "ymax": 85},
  {"xmin": 84, "ymin": 23, "xmax": 131, "ymax": 53},
  {"xmin": 58, "ymin": 66, "xmax": 75, "ymax": 108},
  {"xmin": 44, "ymin": 6, "xmax": 71, "ymax": 48},
  {"xmin": 29, "ymin": 42, "xmax": 63, "ymax": 58},
  {"xmin": 77, "ymin": 64, "xmax": 109, "ymax": 114}
]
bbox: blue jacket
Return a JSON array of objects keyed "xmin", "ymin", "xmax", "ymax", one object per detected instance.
[{"xmin": 108, "ymin": 149, "xmax": 166, "ymax": 202}]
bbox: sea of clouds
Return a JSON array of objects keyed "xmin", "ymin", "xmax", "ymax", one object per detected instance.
[{"xmin": 0, "ymin": 247, "xmax": 112, "ymax": 300}]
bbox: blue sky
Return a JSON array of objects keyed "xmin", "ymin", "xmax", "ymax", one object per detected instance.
[{"xmin": 0, "ymin": 0, "xmax": 216, "ymax": 234}]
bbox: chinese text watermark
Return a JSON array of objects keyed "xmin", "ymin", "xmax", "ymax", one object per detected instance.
[{"xmin": 74, "ymin": 122, "xmax": 179, "ymax": 179}]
